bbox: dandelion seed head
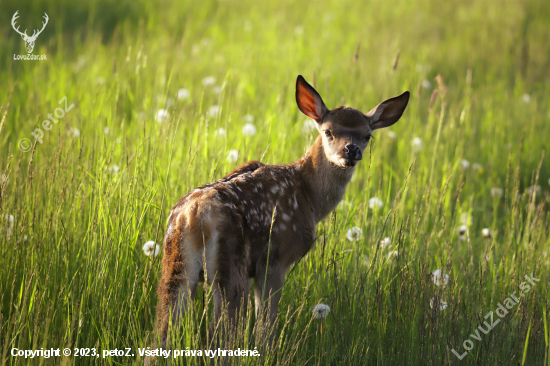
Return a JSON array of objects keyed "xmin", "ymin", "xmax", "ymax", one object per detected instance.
[
  {"xmin": 109, "ymin": 165, "xmax": 120, "ymax": 175},
  {"xmin": 412, "ymin": 137, "xmax": 423, "ymax": 152},
  {"xmin": 68, "ymin": 128, "xmax": 81, "ymax": 138},
  {"xmin": 346, "ymin": 227, "xmax": 363, "ymax": 241},
  {"xmin": 242, "ymin": 123, "xmax": 257, "ymax": 136},
  {"xmin": 337, "ymin": 200, "xmax": 352, "ymax": 210},
  {"xmin": 369, "ymin": 197, "xmax": 383, "ymax": 209},
  {"xmin": 227, "ymin": 150, "xmax": 239, "ymax": 163},
  {"xmin": 482, "ymin": 228, "xmax": 492, "ymax": 238},
  {"xmin": 432, "ymin": 269, "xmax": 449, "ymax": 287},
  {"xmin": 215, "ymin": 128, "xmax": 226, "ymax": 138},
  {"xmin": 380, "ymin": 237, "xmax": 391, "ymax": 248},
  {"xmin": 421, "ymin": 79, "xmax": 432, "ymax": 89},
  {"xmin": 387, "ymin": 250, "xmax": 399, "ymax": 260},
  {"xmin": 103, "ymin": 127, "xmax": 110, "ymax": 135},
  {"xmin": 202, "ymin": 76, "xmax": 216, "ymax": 87},
  {"xmin": 155, "ymin": 109, "xmax": 170, "ymax": 123},
  {"xmin": 430, "ymin": 297, "xmax": 448, "ymax": 310},
  {"xmin": 521, "ymin": 93, "xmax": 531, "ymax": 103},
  {"xmin": 312, "ymin": 303, "xmax": 330, "ymax": 319},
  {"xmin": 213, "ymin": 86, "xmax": 222, "ymax": 95},
  {"xmin": 387, "ymin": 131, "xmax": 397, "ymax": 140},
  {"xmin": 490, "ymin": 187, "xmax": 503, "ymax": 198},
  {"xmin": 459, "ymin": 159, "xmax": 470, "ymax": 169},
  {"xmin": 177, "ymin": 88, "xmax": 190, "ymax": 100},
  {"xmin": 143, "ymin": 241, "xmax": 160, "ymax": 257},
  {"xmin": 208, "ymin": 105, "xmax": 220, "ymax": 118},
  {"xmin": 294, "ymin": 26, "xmax": 304, "ymax": 36},
  {"xmin": 458, "ymin": 224, "xmax": 468, "ymax": 240}
]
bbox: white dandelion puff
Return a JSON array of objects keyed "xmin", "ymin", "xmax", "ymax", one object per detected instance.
[
  {"xmin": 369, "ymin": 197, "xmax": 384, "ymax": 209},
  {"xmin": 525, "ymin": 185, "xmax": 541, "ymax": 196},
  {"xmin": 346, "ymin": 227, "xmax": 363, "ymax": 241},
  {"xmin": 387, "ymin": 131, "xmax": 397, "ymax": 140},
  {"xmin": 243, "ymin": 114, "xmax": 254, "ymax": 123},
  {"xmin": 412, "ymin": 137, "xmax": 423, "ymax": 152},
  {"xmin": 481, "ymin": 228, "xmax": 492, "ymax": 239},
  {"xmin": 380, "ymin": 237, "xmax": 391, "ymax": 248},
  {"xmin": 294, "ymin": 26, "xmax": 304, "ymax": 36},
  {"xmin": 155, "ymin": 109, "xmax": 170, "ymax": 123},
  {"xmin": 143, "ymin": 241, "xmax": 160, "ymax": 257},
  {"xmin": 242, "ymin": 123, "xmax": 257, "ymax": 136},
  {"xmin": 215, "ymin": 128, "xmax": 226, "ymax": 138},
  {"xmin": 431, "ymin": 269, "xmax": 449, "ymax": 287},
  {"xmin": 430, "ymin": 297, "xmax": 448, "ymax": 310},
  {"xmin": 202, "ymin": 76, "xmax": 216, "ymax": 87},
  {"xmin": 68, "ymin": 128, "xmax": 81, "ymax": 138},
  {"xmin": 109, "ymin": 165, "xmax": 120, "ymax": 175},
  {"xmin": 387, "ymin": 250, "xmax": 399, "ymax": 260},
  {"xmin": 213, "ymin": 86, "xmax": 222, "ymax": 95},
  {"xmin": 103, "ymin": 127, "xmax": 110, "ymax": 135},
  {"xmin": 421, "ymin": 79, "xmax": 432, "ymax": 89},
  {"xmin": 5, "ymin": 214, "xmax": 14, "ymax": 238},
  {"xmin": 312, "ymin": 303, "xmax": 330, "ymax": 319},
  {"xmin": 490, "ymin": 187, "xmax": 503, "ymax": 198},
  {"xmin": 208, "ymin": 105, "xmax": 220, "ymax": 118},
  {"xmin": 227, "ymin": 150, "xmax": 239, "ymax": 164},
  {"xmin": 459, "ymin": 160, "xmax": 470, "ymax": 169},
  {"xmin": 521, "ymin": 93, "xmax": 531, "ymax": 103},
  {"xmin": 363, "ymin": 255, "xmax": 370, "ymax": 267},
  {"xmin": 176, "ymin": 88, "xmax": 190, "ymax": 100}
]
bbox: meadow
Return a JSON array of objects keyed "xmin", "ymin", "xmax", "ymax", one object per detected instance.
[{"xmin": 1, "ymin": 0, "xmax": 549, "ymax": 364}]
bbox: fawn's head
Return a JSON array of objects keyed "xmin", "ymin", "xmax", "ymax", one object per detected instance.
[{"xmin": 296, "ymin": 75, "xmax": 409, "ymax": 168}]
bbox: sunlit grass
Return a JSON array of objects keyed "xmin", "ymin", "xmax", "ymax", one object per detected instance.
[{"xmin": 1, "ymin": 0, "xmax": 549, "ymax": 365}]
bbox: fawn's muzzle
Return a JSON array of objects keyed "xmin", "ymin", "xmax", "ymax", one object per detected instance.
[{"xmin": 343, "ymin": 144, "xmax": 362, "ymax": 160}]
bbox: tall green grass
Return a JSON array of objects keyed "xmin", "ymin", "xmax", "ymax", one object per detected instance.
[{"xmin": 1, "ymin": 0, "xmax": 549, "ymax": 364}]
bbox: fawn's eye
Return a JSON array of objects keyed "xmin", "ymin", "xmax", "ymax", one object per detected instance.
[
  {"xmin": 324, "ymin": 130, "xmax": 333, "ymax": 139},
  {"xmin": 363, "ymin": 135, "xmax": 372, "ymax": 142}
]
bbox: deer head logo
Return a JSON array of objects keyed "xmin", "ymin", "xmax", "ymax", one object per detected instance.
[{"xmin": 11, "ymin": 11, "xmax": 49, "ymax": 54}]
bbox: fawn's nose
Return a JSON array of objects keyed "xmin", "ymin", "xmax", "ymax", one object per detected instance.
[{"xmin": 343, "ymin": 144, "xmax": 362, "ymax": 160}]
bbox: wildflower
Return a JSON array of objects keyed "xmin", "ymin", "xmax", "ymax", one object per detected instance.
[
  {"xmin": 421, "ymin": 79, "xmax": 432, "ymax": 89},
  {"xmin": 176, "ymin": 88, "xmax": 190, "ymax": 100},
  {"xmin": 337, "ymin": 200, "xmax": 352, "ymax": 210},
  {"xmin": 459, "ymin": 160, "xmax": 470, "ymax": 169},
  {"xmin": 155, "ymin": 109, "xmax": 170, "ymax": 123},
  {"xmin": 103, "ymin": 127, "xmax": 110, "ymax": 134},
  {"xmin": 387, "ymin": 131, "xmax": 397, "ymax": 140},
  {"xmin": 430, "ymin": 297, "xmax": 448, "ymax": 310},
  {"xmin": 380, "ymin": 237, "xmax": 391, "ymax": 248},
  {"xmin": 68, "ymin": 128, "xmax": 81, "ymax": 138},
  {"xmin": 213, "ymin": 86, "xmax": 222, "ymax": 95},
  {"xmin": 312, "ymin": 303, "xmax": 330, "ymax": 319},
  {"xmin": 208, "ymin": 105, "xmax": 220, "ymax": 118},
  {"xmin": 109, "ymin": 165, "xmax": 120, "ymax": 175},
  {"xmin": 143, "ymin": 241, "xmax": 160, "ymax": 257},
  {"xmin": 490, "ymin": 187, "xmax": 503, "ymax": 198},
  {"xmin": 412, "ymin": 137, "xmax": 423, "ymax": 152},
  {"xmin": 431, "ymin": 269, "xmax": 449, "ymax": 287},
  {"xmin": 521, "ymin": 93, "xmax": 531, "ymax": 103},
  {"xmin": 243, "ymin": 114, "xmax": 254, "ymax": 123},
  {"xmin": 227, "ymin": 150, "xmax": 239, "ymax": 164},
  {"xmin": 214, "ymin": 128, "xmax": 226, "ymax": 138},
  {"xmin": 481, "ymin": 228, "xmax": 492, "ymax": 239},
  {"xmin": 302, "ymin": 119, "xmax": 317, "ymax": 134},
  {"xmin": 387, "ymin": 250, "xmax": 399, "ymax": 260},
  {"xmin": 369, "ymin": 197, "xmax": 383, "ymax": 209},
  {"xmin": 346, "ymin": 227, "xmax": 363, "ymax": 241},
  {"xmin": 458, "ymin": 224, "xmax": 468, "ymax": 241},
  {"xmin": 202, "ymin": 76, "xmax": 216, "ymax": 87},
  {"xmin": 242, "ymin": 123, "xmax": 257, "ymax": 136}
]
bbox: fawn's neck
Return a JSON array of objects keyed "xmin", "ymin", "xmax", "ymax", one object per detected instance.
[{"xmin": 292, "ymin": 135, "xmax": 355, "ymax": 223}]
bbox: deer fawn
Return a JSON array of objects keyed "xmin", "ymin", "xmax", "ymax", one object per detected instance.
[{"xmin": 149, "ymin": 75, "xmax": 409, "ymax": 361}]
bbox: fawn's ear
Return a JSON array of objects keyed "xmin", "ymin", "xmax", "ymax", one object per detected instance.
[
  {"xmin": 296, "ymin": 75, "xmax": 329, "ymax": 123},
  {"xmin": 366, "ymin": 91, "xmax": 410, "ymax": 130}
]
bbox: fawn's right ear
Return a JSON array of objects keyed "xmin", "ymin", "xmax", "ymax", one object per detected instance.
[{"xmin": 296, "ymin": 75, "xmax": 329, "ymax": 122}]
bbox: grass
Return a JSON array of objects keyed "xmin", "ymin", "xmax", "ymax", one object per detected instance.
[{"xmin": 1, "ymin": 0, "xmax": 549, "ymax": 364}]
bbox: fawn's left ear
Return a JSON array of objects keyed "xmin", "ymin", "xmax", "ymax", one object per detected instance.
[
  {"xmin": 366, "ymin": 91, "xmax": 410, "ymax": 130},
  {"xmin": 296, "ymin": 75, "xmax": 329, "ymax": 122}
]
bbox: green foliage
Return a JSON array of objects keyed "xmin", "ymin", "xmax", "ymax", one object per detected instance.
[{"xmin": 0, "ymin": 0, "xmax": 549, "ymax": 365}]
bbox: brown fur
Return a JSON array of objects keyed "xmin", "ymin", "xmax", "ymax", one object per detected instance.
[{"xmin": 145, "ymin": 76, "xmax": 409, "ymax": 364}]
